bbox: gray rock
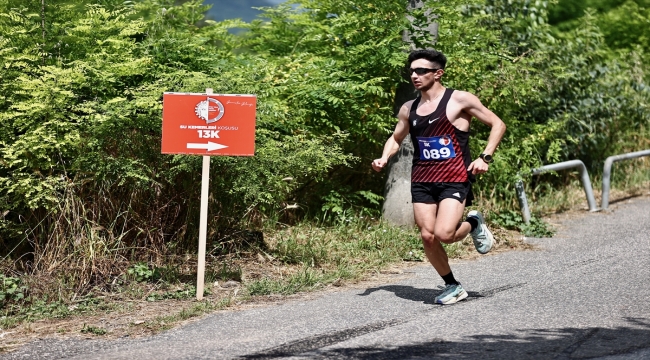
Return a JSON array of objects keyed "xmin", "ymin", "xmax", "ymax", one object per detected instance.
[{"xmin": 382, "ymin": 135, "xmax": 415, "ymax": 227}]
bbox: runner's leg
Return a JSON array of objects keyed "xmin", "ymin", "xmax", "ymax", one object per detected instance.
[
  {"xmin": 414, "ymin": 201, "xmax": 470, "ymax": 304},
  {"xmin": 413, "ymin": 202, "xmax": 451, "ymax": 276},
  {"xmin": 434, "ymin": 198, "xmax": 471, "ymax": 244}
]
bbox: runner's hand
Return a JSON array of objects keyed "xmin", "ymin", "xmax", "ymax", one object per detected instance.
[
  {"xmin": 372, "ymin": 158, "xmax": 388, "ymax": 172},
  {"xmin": 468, "ymin": 158, "xmax": 489, "ymax": 175}
]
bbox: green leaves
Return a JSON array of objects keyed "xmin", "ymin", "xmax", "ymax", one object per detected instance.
[
  {"xmin": 491, "ymin": 210, "xmax": 555, "ymax": 238},
  {"xmin": 1, "ymin": 0, "xmax": 648, "ymax": 266},
  {"xmin": 1, "ymin": 275, "xmax": 27, "ymax": 308},
  {"xmin": 1, "ymin": 0, "xmax": 406, "ymax": 249},
  {"xmin": 406, "ymin": 0, "xmax": 650, "ymax": 218}
]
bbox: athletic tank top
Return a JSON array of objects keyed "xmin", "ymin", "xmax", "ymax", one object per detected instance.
[{"xmin": 408, "ymin": 88, "xmax": 474, "ymax": 183}]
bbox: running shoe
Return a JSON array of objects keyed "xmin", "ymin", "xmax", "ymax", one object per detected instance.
[
  {"xmin": 435, "ymin": 284, "xmax": 468, "ymax": 305},
  {"xmin": 467, "ymin": 210, "xmax": 494, "ymax": 254}
]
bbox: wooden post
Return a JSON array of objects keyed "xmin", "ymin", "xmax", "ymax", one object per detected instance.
[{"xmin": 196, "ymin": 88, "xmax": 213, "ymax": 301}]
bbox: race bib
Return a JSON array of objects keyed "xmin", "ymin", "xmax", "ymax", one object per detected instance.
[{"xmin": 417, "ymin": 136, "xmax": 456, "ymax": 161}]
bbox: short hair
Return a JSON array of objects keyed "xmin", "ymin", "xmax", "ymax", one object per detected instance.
[{"xmin": 407, "ymin": 49, "xmax": 447, "ymax": 69}]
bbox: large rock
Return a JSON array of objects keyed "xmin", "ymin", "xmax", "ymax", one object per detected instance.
[{"xmin": 382, "ymin": 135, "xmax": 415, "ymax": 226}]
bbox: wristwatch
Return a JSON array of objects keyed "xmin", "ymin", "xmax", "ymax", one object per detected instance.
[{"xmin": 479, "ymin": 153, "xmax": 494, "ymax": 163}]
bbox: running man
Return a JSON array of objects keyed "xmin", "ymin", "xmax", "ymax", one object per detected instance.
[{"xmin": 372, "ymin": 49, "xmax": 506, "ymax": 305}]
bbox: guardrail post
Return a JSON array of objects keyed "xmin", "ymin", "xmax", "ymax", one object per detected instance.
[
  {"xmin": 601, "ymin": 149, "xmax": 650, "ymax": 210},
  {"xmin": 515, "ymin": 179, "xmax": 531, "ymax": 224},
  {"xmin": 517, "ymin": 160, "xmax": 599, "ymax": 224}
]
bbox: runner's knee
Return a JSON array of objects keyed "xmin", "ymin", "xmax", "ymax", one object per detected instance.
[
  {"xmin": 434, "ymin": 229, "xmax": 455, "ymax": 244},
  {"xmin": 420, "ymin": 230, "xmax": 436, "ymax": 245}
]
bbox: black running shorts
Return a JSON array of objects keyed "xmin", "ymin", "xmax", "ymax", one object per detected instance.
[{"xmin": 411, "ymin": 182, "xmax": 474, "ymax": 206}]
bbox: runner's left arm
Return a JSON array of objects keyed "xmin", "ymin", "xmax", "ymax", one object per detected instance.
[{"xmin": 458, "ymin": 92, "xmax": 506, "ymax": 174}]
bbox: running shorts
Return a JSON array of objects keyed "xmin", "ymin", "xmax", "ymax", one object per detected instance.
[{"xmin": 411, "ymin": 182, "xmax": 474, "ymax": 206}]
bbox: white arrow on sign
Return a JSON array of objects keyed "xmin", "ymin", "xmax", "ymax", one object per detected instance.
[{"xmin": 187, "ymin": 142, "xmax": 229, "ymax": 151}]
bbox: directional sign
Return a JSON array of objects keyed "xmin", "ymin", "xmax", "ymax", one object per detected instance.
[{"xmin": 161, "ymin": 93, "xmax": 256, "ymax": 156}]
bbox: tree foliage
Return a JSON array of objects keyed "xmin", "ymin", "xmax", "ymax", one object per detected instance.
[
  {"xmin": 0, "ymin": 0, "xmax": 648, "ymax": 292},
  {"xmin": 407, "ymin": 0, "xmax": 649, "ymax": 207},
  {"xmin": 0, "ymin": 0, "xmax": 407, "ymax": 268}
]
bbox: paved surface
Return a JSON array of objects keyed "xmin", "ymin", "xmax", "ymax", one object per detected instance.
[{"xmin": 3, "ymin": 197, "xmax": 650, "ymax": 359}]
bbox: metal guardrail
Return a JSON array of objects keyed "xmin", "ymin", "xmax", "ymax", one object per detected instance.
[
  {"xmin": 516, "ymin": 160, "xmax": 599, "ymax": 224},
  {"xmin": 601, "ymin": 149, "xmax": 650, "ymax": 210}
]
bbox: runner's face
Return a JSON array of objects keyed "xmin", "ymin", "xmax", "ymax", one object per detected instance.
[{"xmin": 409, "ymin": 59, "xmax": 441, "ymax": 90}]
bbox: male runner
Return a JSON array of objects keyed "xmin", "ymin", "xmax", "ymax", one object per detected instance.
[{"xmin": 372, "ymin": 49, "xmax": 506, "ymax": 305}]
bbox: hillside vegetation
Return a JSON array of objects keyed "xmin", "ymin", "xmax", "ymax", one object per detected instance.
[{"xmin": 0, "ymin": 0, "xmax": 649, "ymax": 322}]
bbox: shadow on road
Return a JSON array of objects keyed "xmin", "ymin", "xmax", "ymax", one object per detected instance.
[
  {"xmin": 357, "ymin": 284, "xmax": 512, "ymax": 305},
  {"xmin": 241, "ymin": 318, "xmax": 650, "ymax": 359}
]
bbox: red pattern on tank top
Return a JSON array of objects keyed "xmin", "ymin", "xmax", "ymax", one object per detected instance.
[{"xmin": 409, "ymin": 89, "xmax": 472, "ymax": 183}]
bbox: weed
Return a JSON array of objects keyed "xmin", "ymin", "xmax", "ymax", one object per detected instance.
[
  {"xmin": 207, "ymin": 263, "xmax": 242, "ymax": 283},
  {"xmin": 148, "ymin": 298, "xmax": 232, "ymax": 332},
  {"xmin": 247, "ymin": 267, "xmax": 334, "ymax": 296},
  {"xmin": 522, "ymin": 217, "xmax": 555, "ymax": 238},
  {"xmin": 152, "ymin": 265, "xmax": 181, "ymax": 284},
  {"xmin": 491, "ymin": 210, "xmax": 555, "ymax": 238},
  {"xmin": 1, "ymin": 275, "xmax": 27, "ymax": 308},
  {"xmin": 80, "ymin": 324, "xmax": 107, "ymax": 335},
  {"xmin": 246, "ymin": 218, "xmax": 425, "ymax": 296},
  {"xmin": 403, "ymin": 249, "xmax": 425, "ymax": 262},
  {"xmin": 146, "ymin": 286, "xmax": 197, "ymax": 302},
  {"xmin": 125, "ymin": 263, "xmax": 182, "ymax": 284},
  {"xmin": 127, "ymin": 263, "xmax": 155, "ymax": 283},
  {"xmin": 0, "ymin": 291, "xmax": 111, "ymax": 330},
  {"xmin": 442, "ymin": 240, "xmax": 472, "ymax": 258}
]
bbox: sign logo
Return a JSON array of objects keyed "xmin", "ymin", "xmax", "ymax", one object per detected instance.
[
  {"xmin": 439, "ymin": 136, "xmax": 451, "ymax": 146},
  {"xmin": 195, "ymin": 98, "xmax": 225, "ymax": 124}
]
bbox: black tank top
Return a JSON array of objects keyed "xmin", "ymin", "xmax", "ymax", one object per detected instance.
[{"xmin": 408, "ymin": 88, "xmax": 474, "ymax": 183}]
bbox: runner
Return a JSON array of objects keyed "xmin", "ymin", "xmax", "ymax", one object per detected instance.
[{"xmin": 372, "ymin": 49, "xmax": 506, "ymax": 305}]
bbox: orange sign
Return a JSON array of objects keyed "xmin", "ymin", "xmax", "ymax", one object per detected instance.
[{"xmin": 161, "ymin": 93, "xmax": 256, "ymax": 156}]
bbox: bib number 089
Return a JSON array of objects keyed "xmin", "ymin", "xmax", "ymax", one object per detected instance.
[
  {"xmin": 422, "ymin": 148, "xmax": 451, "ymax": 160},
  {"xmin": 417, "ymin": 135, "xmax": 457, "ymax": 161}
]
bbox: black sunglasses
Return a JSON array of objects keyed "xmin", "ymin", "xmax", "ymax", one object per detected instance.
[{"xmin": 409, "ymin": 67, "xmax": 440, "ymax": 75}]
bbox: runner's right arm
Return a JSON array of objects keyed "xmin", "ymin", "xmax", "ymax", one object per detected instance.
[{"xmin": 371, "ymin": 103, "xmax": 411, "ymax": 172}]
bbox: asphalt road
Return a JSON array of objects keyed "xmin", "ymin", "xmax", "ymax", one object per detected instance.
[{"xmin": 4, "ymin": 197, "xmax": 650, "ymax": 359}]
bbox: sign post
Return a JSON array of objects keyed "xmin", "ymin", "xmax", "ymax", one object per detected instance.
[
  {"xmin": 196, "ymin": 90, "xmax": 212, "ymax": 301},
  {"xmin": 162, "ymin": 89, "xmax": 256, "ymax": 300},
  {"xmin": 197, "ymin": 154, "xmax": 210, "ymax": 300}
]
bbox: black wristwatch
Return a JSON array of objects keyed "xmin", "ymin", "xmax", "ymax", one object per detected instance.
[{"xmin": 479, "ymin": 153, "xmax": 494, "ymax": 163}]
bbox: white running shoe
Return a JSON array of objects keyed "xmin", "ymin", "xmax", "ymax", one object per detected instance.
[
  {"xmin": 435, "ymin": 284, "xmax": 468, "ymax": 305},
  {"xmin": 468, "ymin": 210, "xmax": 494, "ymax": 254}
]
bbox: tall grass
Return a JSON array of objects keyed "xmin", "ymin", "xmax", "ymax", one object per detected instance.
[
  {"xmin": 245, "ymin": 215, "xmax": 466, "ymax": 296},
  {"xmin": 2, "ymin": 178, "xmax": 197, "ymax": 303}
]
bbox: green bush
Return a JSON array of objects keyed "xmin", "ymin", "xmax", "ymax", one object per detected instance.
[
  {"xmin": 1, "ymin": 275, "xmax": 27, "ymax": 308},
  {"xmin": 491, "ymin": 210, "xmax": 555, "ymax": 238},
  {"xmin": 0, "ymin": 0, "xmax": 648, "ymax": 300},
  {"xmin": 126, "ymin": 263, "xmax": 156, "ymax": 283}
]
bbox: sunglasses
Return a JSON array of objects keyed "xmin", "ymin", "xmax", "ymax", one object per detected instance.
[{"xmin": 409, "ymin": 67, "xmax": 440, "ymax": 75}]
